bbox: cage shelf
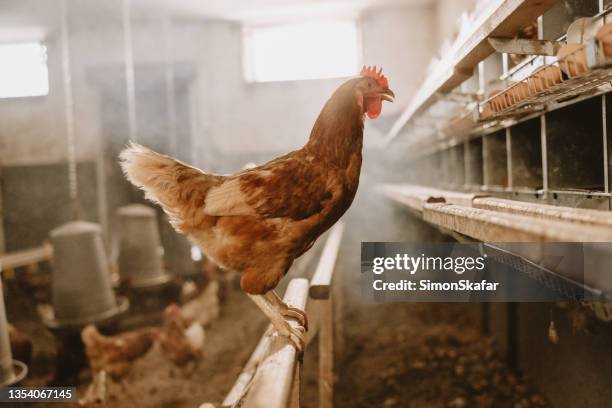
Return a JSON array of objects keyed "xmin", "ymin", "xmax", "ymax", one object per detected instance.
[
  {"xmin": 382, "ymin": 183, "xmax": 612, "ymax": 242},
  {"xmin": 479, "ymin": 41, "xmax": 612, "ymax": 124},
  {"xmin": 385, "ymin": 0, "xmax": 559, "ymax": 145},
  {"xmin": 473, "ymin": 196, "xmax": 612, "ymax": 227},
  {"xmin": 423, "ymin": 202, "xmax": 612, "ymax": 242}
]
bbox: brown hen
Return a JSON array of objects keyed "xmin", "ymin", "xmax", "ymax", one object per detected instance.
[
  {"xmin": 120, "ymin": 66, "xmax": 394, "ymax": 350},
  {"xmin": 81, "ymin": 325, "xmax": 158, "ymax": 380}
]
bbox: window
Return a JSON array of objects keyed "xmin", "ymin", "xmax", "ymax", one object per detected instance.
[
  {"xmin": 0, "ymin": 42, "xmax": 49, "ymax": 98},
  {"xmin": 243, "ymin": 20, "xmax": 360, "ymax": 82}
]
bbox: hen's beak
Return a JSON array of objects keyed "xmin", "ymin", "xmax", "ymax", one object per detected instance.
[{"xmin": 380, "ymin": 88, "xmax": 395, "ymax": 102}]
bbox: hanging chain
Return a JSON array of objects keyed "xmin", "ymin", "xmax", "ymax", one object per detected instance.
[{"xmin": 59, "ymin": 0, "xmax": 79, "ymax": 219}]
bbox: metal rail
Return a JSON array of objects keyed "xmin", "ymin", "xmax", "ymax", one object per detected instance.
[{"xmin": 0, "ymin": 244, "xmax": 53, "ymax": 273}]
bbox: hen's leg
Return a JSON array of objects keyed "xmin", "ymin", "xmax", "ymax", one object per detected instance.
[
  {"xmin": 248, "ymin": 294, "xmax": 305, "ymax": 352},
  {"xmin": 265, "ymin": 290, "xmax": 309, "ymax": 330}
]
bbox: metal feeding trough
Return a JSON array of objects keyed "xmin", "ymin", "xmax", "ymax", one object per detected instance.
[
  {"xmin": 42, "ymin": 221, "xmax": 128, "ymax": 329},
  {"xmin": 117, "ymin": 204, "xmax": 171, "ymax": 288},
  {"xmin": 0, "ymin": 279, "xmax": 27, "ymax": 386}
]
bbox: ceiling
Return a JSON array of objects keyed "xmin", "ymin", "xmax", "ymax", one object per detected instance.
[
  {"xmin": 162, "ymin": 0, "xmax": 434, "ymax": 23},
  {"xmin": 0, "ymin": 0, "xmax": 434, "ymax": 43}
]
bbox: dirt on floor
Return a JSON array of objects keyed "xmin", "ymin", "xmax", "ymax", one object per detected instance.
[
  {"xmin": 335, "ymin": 302, "xmax": 549, "ymax": 408},
  {"xmin": 10, "ymin": 277, "xmax": 550, "ymax": 408}
]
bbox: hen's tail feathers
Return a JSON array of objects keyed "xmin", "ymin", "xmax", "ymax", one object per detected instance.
[{"xmin": 119, "ymin": 143, "xmax": 219, "ymax": 232}]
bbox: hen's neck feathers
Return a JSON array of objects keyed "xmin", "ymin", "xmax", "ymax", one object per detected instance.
[{"xmin": 304, "ymin": 81, "xmax": 364, "ymax": 168}]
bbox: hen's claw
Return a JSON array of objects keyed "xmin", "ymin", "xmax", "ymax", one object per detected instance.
[
  {"xmin": 268, "ymin": 324, "xmax": 305, "ymax": 353},
  {"xmin": 281, "ymin": 325, "xmax": 306, "ymax": 353},
  {"xmin": 248, "ymin": 293, "xmax": 307, "ymax": 353},
  {"xmin": 282, "ymin": 307, "xmax": 308, "ymax": 331}
]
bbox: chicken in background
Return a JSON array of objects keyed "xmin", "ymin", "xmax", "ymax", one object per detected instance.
[
  {"xmin": 202, "ymin": 255, "xmax": 233, "ymax": 303},
  {"xmin": 180, "ymin": 280, "xmax": 220, "ymax": 327},
  {"xmin": 120, "ymin": 66, "xmax": 394, "ymax": 351},
  {"xmin": 81, "ymin": 325, "xmax": 158, "ymax": 380},
  {"xmin": 159, "ymin": 304, "xmax": 205, "ymax": 366},
  {"xmin": 79, "ymin": 370, "xmax": 107, "ymax": 408}
]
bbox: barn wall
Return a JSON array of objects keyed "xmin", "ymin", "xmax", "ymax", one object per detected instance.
[
  {"xmin": 198, "ymin": 4, "xmax": 437, "ymax": 162},
  {"xmin": 0, "ymin": 1, "xmax": 440, "ymax": 257}
]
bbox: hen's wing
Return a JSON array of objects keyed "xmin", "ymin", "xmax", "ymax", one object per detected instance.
[{"xmin": 204, "ymin": 153, "xmax": 339, "ymax": 220}]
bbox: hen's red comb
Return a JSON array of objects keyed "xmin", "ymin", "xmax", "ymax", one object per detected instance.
[{"xmin": 360, "ymin": 65, "xmax": 388, "ymax": 88}]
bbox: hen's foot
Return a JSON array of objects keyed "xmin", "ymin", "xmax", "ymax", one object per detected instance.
[
  {"xmin": 281, "ymin": 306, "xmax": 308, "ymax": 331},
  {"xmin": 248, "ymin": 293, "xmax": 306, "ymax": 353},
  {"xmin": 275, "ymin": 324, "xmax": 306, "ymax": 353},
  {"xmin": 266, "ymin": 291, "xmax": 309, "ymax": 330}
]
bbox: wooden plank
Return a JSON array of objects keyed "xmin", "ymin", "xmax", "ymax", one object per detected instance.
[
  {"xmin": 317, "ymin": 298, "xmax": 333, "ymax": 408},
  {"xmin": 423, "ymin": 202, "xmax": 612, "ymax": 242},
  {"xmin": 453, "ymin": 0, "xmax": 558, "ymax": 74},
  {"xmin": 488, "ymin": 37, "xmax": 562, "ymax": 56},
  {"xmin": 381, "ymin": 183, "xmax": 488, "ymax": 210},
  {"xmin": 244, "ymin": 278, "xmax": 309, "ymax": 408},
  {"xmin": 380, "ymin": 184, "xmax": 441, "ymax": 212},
  {"xmin": 0, "ymin": 244, "xmax": 53, "ymax": 272},
  {"xmin": 332, "ymin": 262, "xmax": 345, "ymax": 359},
  {"xmin": 288, "ymin": 360, "xmax": 300, "ymax": 408},
  {"xmin": 221, "ymin": 330, "xmax": 272, "ymax": 407},
  {"xmin": 309, "ymin": 223, "xmax": 344, "ymax": 300},
  {"xmin": 473, "ymin": 197, "xmax": 612, "ymax": 227},
  {"xmin": 304, "ymin": 299, "xmax": 320, "ymax": 348},
  {"xmin": 385, "ymin": 0, "xmax": 559, "ymax": 144}
]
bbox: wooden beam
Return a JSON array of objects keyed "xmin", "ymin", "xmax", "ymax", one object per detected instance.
[
  {"xmin": 317, "ymin": 297, "xmax": 334, "ymax": 408},
  {"xmin": 381, "ymin": 183, "xmax": 487, "ymax": 211},
  {"xmin": 309, "ymin": 223, "xmax": 344, "ymax": 300},
  {"xmin": 243, "ymin": 278, "xmax": 309, "ymax": 408},
  {"xmin": 385, "ymin": 0, "xmax": 559, "ymax": 145},
  {"xmin": 288, "ymin": 360, "xmax": 301, "ymax": 408},
  {"xmin": 423, "ymin": 202, "xmax": 612, "ymax": 242},
  {"xmin": 473, "ymin": 197, "xmax": 612, "ymax": 227},
  {"xmin": 381, "ymin": 184, "xmax": 445, "ymax": 212},
  {"xmin": 221, "ymin": 331, "xmax": 272, "ymax": 407},
  {"xmin": 488, "ymin": 37, "xmax": 562, "ymax": 56}
]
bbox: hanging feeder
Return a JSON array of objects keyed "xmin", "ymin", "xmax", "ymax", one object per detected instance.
[
  {"xmin": 42, "ymin": 221, "xmax": 128, "ymax": 329},
  {"xmin": 117, "ymin": 205, "xmax": 171, "ymax": 287}
]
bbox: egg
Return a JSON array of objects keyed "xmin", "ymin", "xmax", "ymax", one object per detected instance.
[
  {"xmin": 506, "ymin": 86, "xmax": 519, "ymax": 105},
  {"xmin": 556, "ymin": 43, "xmax": 588, "ymax": 77},
  {"xmin": 480, "ymin": 101, "xmax": 494, "ymax": 119},
  {"xmin": 512, "ymin": 82, "xmax": 532, "ymax": 103},
  {"xmin": 530, "ymin": 65, "xmax": 562, "ymax": 92},
  {"xmin": 486, "ymin": 90, "xmax": 502, "ymax": 113},
  {"xmin": 492, "ymin": 94, "xmax": 505, "ymax": 112},
  {"xmin": 499, "ymin": 92, "xmax": 512, "ymax": 111},
  {"xmin": 483, "ymin": 90, "xmax": 504, "ymax": 116},
  {"xmin": 596, "ymin": 23, "xmax": 612, "ymax": 58}
]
